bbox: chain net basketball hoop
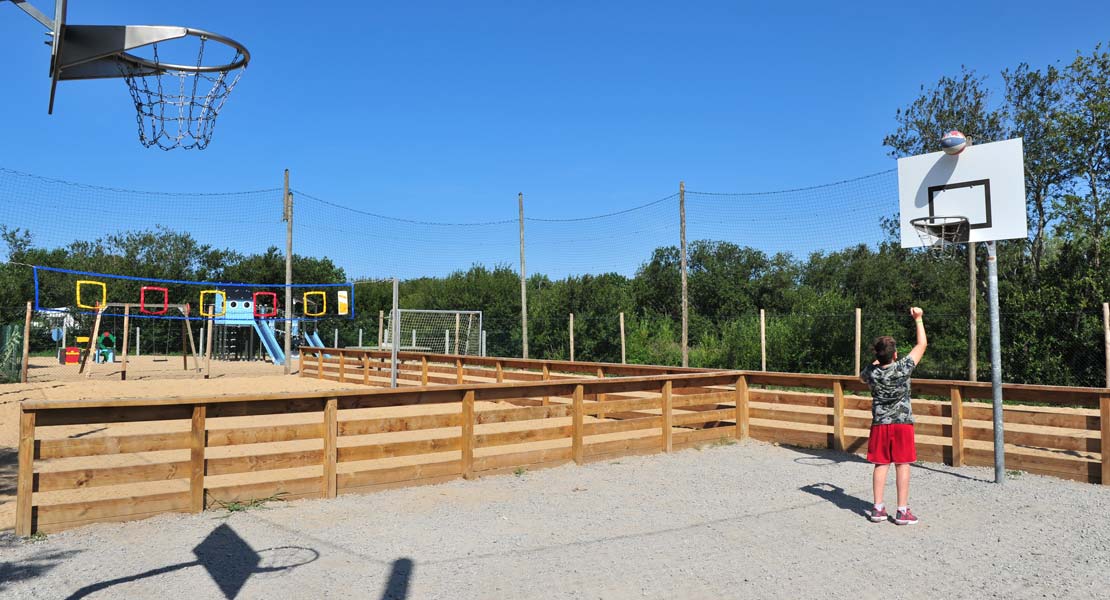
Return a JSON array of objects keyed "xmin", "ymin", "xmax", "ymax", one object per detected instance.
[
  {"xmin": 119, "ymin": 30, "xmax": 249, "ymax": 151},
  {"xmin": 911, "ymin": 216, "xmax": 970, "ymax": 256}
]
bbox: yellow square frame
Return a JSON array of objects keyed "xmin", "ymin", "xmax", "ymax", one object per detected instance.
[
  {"xmin": 303, "ymin": 291, "xmax": 327, "ymax": 317},
  {"xmin": 76, "ymin": 280, "xmax": 107, "ymax": 309},
  {"xmin": 199, "ymin": 290, "xmax": 227, "ymax": 317}
]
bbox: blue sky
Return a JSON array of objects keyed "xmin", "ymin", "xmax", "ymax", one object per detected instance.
[{"xmin": 2, "ymin": 1, "xmax": 1108, "ymax": 270}]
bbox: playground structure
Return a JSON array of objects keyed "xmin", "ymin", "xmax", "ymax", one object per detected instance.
[{"xmin": 12, "ymin": 348, "xmax": 1109, "ymax": 536}]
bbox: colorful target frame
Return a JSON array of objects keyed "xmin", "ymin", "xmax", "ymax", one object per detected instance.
[
  {"xmin": 199, "ymin": 290, "xmax": 227, "ymax": 317},
  {"xmin": 253, "ymin": 291, "xmax": 279, "ymax": 318},
  {"xmin": 139, "ymin": 286, "xmax": 170, "ymax": 315},
  {"xmin": 76, "ymin": 280, "xmax": 107, "ymax": 309},
  {"xmin": 303, "ymin": 291, "xmax": 327, "ymax": 317}
]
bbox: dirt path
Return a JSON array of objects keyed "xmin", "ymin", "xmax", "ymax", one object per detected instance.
[{"xmin": 2, "ymin": 441, "xmax": 1107, "ymax": 599}]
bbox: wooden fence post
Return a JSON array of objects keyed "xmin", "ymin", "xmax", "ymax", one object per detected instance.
[
  {"xmin": 20, "ymin": 301, "xmax": 31, "ymax": 383},
  {"xmin": 951, "ymin": 387, "xmax": 965, "ymax": 467},
  {"xmin": 324, "ymin": 397, "xmax": 338, "ymax": 498},
  {"xmin": 456, "ymin": 359, "xmax": 464, "ymax": 384},
  {"xmin": 854, "ymin": 307, "xmax": 862, "ymax": 376},
  {"xmin": 734, "ymin": 375, "xmax": 749, "ymax": 440},
  {"xmin": 16, "ymin": 407, "xmax": 35, "ymax": 536},
  {"xmin": 572, "ymin": 384, "xmax": 584, "ymax": 464},
  {"xmin": 832, "ymin": 381, "xmax": 845, "ymax": 452},
  {"xmin": 337, "ymin": 349, "xmax": 346, "ymax": 383},
  {"xmin": 569, "ymin": 313, "xmax": 575, "ymax": 362},
  {"xmin": 462, "ymin": 391, "xmax": 475, "ymax": 479},
  {"xmin": 619, "ymin": 312, "xmax": 626, "ymax": 364},
  {"xmin": 496, "ymin": 361, "xmax": 504, "ymax": 383},
  {"xmin": 662, "ymin": 380, "xmax": 673, "ymax": 452},
  {"xmin": 596, "ymin": 367, "xmax": 606, "ymax": 419},
  {"xmin": 298, "ymin": 349, "xmax": 305, "ymax": 377},
  {"xmin": 542, "ymin": 363, "xmax": 550, "ymax": 406},
  {"xmin": 362, "ymin": 354, "xmax": 370, "ymax": 385},
  {"xmin": 421, "ymin": 356, "xmax": 429, "ymax": 385},
  {"xmin": 760, "ymin": 309, "xmax": 767, "ymax": 372},
  {"xmin": 317, "ymin": 351, "xmax": 323, "ymax": 380},
  {"xmin": 1101, "ymin": 396, "xmax": 1109, "ymax": 485},
  {"xmin": 189, "ymin": 405, "xmax": 206, "ymax": 513}
]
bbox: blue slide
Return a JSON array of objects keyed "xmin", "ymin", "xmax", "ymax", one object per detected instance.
[
  {"xmin": 306, "ymin": 330, "xmax": 331, "ymax": 357},
  {"xmin": 252, "ymin": 320, "xmax": 286, "ymax": 366}
]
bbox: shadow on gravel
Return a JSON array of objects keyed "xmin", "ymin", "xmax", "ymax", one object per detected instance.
[
  {"xmin": 783, "ymin": 445, "xmax": 870, "ymax": 467},
  {"xmin": 799, "ymin": 483, "xmax": 872, "ymax": 518},
  {"xmin": 381, "ymin": 558, "xmax": 415, "ymax": 600},
  {"xmin": 64, "ymin": 523, "xmax": 319, "ymax": 600},
  {"xmin": 0, "ymin": 541, "xmax": 82, "ymax": 593}
]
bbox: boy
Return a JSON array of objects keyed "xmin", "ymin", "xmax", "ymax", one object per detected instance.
[{"xmin": 859, "ymin": 307, "xmax": 926, "ymax": 525}]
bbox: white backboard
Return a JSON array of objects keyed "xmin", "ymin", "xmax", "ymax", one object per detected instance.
[{"xmin": 897, "ymin": 138, "xmax": 1027, "ymax": 248}]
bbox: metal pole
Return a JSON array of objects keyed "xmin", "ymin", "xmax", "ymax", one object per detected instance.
[
  {"xmin": 135, "ymin": 326, "xmax": 140, "ymax": 357},
  {"xmin": 760, "ymin": 308, "xmax": 767, "ymax": 372},
  {"xmin": 390, "ymin": 278, "xmax": 399, "ymax": 388},
  {"xmin": 619, "ymin": 311, "xmax": 626, "ymax": 364},
  {"xmin": 679, "ymin": 181, "xmax": 689, "ymax": 368},
  {"xmin": 969, "ymin": 242, "xmax": 977, "ymax": 381},
  {"xmin": 986, "ymin": 241, "xmax": 1004, "ymax": 483},
  {"xmin": 205, "ymin": 315, "xmax": 214, "ymax": 380},
  {"xmin": 121, "ymin": 304, "xmax": 130, "ymax": 381},
  {"xmin": 481, "ymin": 330, "xmax": 486, "ymax": 357},
  {"xmin": 519, "ymin": 192, "xmax": 529, "ymax": 359},
  {"xmin": 333, "ymin": 328, "xmax": 338, "ymax": 349},
  {"xmin": 283, "ymin": 169, "xmax": 293, "ymax": 375},
  {"xmin": 20, "ymin": 301, "xmax": 31, "ymax": 384},
  {"xmin": 378, "ymin": 310, "xmax": 384, "ymax": 348},
  {"xmin": 454, "ymin": 312, "xmax": 460, "ymax": 355},
  {"xmin": 358, "ymin": 328, "xmax": 363, "ymax": 347},
  {"xmin": 444, "ymin": 330, "xmax": 449, "ymax": 354}
]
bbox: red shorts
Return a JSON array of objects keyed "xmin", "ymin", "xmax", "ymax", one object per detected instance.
[{"xmin": 866, "ymin": 423, "xmax": 917, "ymax": 464}]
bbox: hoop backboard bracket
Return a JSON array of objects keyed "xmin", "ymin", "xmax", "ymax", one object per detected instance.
[{"xmin": 897, "ymin": 138, "xmax": 1027, "ymax": 249}]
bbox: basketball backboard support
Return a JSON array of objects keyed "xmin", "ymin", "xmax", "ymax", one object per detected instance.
[{"xmin": 897, "ymin": 138, "xmax": 1027, "ymax": 248}]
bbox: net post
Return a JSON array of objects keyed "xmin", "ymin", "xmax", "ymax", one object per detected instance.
[
  {"xmin": 986, "ymin": 241, "xmax": 1004, "ymax": 483},
  {"xmin": 20, "ymin": 301, "xmax": 31, "ymax": 384},
  {"xmin": 519, "ymin": 192, "xmax": 529, "ymax": 359},
  {"xmin": 854, "ymin": 308, "xmax": 861, "ymax": 376},
  {"xmin": 569, "ymin": 313, "xmax": 575, "ymax": 362},
  {"xmin": 679, "ymin": 181, "xmax": 688, "ymax": 368},
  {"xmin": 284, "ymin": 170, "xmax": 293, "ymax": 375},
  {"xmin": 619, "ymin": 312, "xmax": 626, "ymax": 364},
  {"xmin": 390, "ymin": 278, "xmax": 399, "ymax": 388}
]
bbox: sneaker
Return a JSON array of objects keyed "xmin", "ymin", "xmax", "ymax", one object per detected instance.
[
  {"xmin": 893, "ymin": 508, "xmax": 919, "ymax": 525},
  {"xmin": 868, "ymin": 506, "xmax": 888, "ymax": 522}
]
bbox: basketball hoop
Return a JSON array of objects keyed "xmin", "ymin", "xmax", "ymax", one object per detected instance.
[
  {"xmin": 910, "ymin": 216, "xmax": 969, "ymax": 256},
  {"xmin": 116, "ymin": 29, "xmax": 250, "ymax": 151}
]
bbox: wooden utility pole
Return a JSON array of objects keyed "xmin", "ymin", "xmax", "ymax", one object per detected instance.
[
  {"xmin": 679, "ymin": 181, "xmax": 689, "ymax": 368},
  {"xmin": 569, "ymin": 313, "xmax": 575, "ymax": 362},
  {"xmin": 619, "ymin": 312, "xmax": 626, "ymax": 364},
  {"xmin": 120, "ymin": 304, "xmax": 130, "ymax": 381},
  {"xmin": 1104, "ymin": 302, "xmax": 1109, "ymax": 388},
  {"xmin": 283, "ymin": 169, "xmax": 294, "ymax": 375},
  {"xmin": 20, "ymin": 301, "xmax": 31, "ymax": 383},
  {"xmin": 969, "ymin": 243, "xmax": 977, "ymax": 380},
  {"xmin": 519, "ymin": 192, "xmax": 529, "ymax": 359}
]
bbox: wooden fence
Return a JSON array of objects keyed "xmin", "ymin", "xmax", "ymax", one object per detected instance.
[{"xmin": 15, "ymin": 352, "xmax": 1109, "ymax": 536}]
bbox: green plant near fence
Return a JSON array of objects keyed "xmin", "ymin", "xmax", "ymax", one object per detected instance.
[{"xmin": 0, "ymin": 323, "xmax": 22, "ymax": 383}]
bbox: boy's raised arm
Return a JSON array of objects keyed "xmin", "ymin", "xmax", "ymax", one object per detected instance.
[{"xmin": 907, "ymin": 306, "xmax": 927, "ymax": 365}]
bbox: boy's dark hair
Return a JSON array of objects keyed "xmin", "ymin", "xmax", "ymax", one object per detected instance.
[{"xmin": 873, "ymin": 336, "xmax": 897, "ymax": 365}]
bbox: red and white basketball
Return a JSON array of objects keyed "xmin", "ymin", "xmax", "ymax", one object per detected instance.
[{"xmin": 940, "ymin": 130, "xmax": 968, "ymax": 155}]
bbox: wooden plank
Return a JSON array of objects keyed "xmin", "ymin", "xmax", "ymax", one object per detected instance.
[
  {"xmin": 206, "ymin": 450, "xmax": 325, "ymax": 476},
  {"xmin": 338, "ymin": 436, "xmax": 462, "ymax": 462},
  {"xmin": 207, "ymin": 398, "xmax": 326, "ymax": 419},
  {"xmin": 671, "ymin": 390, "xmax": 734, "ymax": 409},
  {"xmin": 189, "ymin": 405, "xmax": 206, "ymax": 513},
  {"xmin": 34, "ymin": 404, "xmax": 193, "ymax": 427},
  {"xmin": 324, "ymin": 397, "xmax": 338, "ymax": 498},
  {"xmin": 16, "ymin": 408, "xmax": 35, "ymax": 536},
  {"xmin": 472, "ymin": 447, "xmax": 573, "ymax": 472},
  {"xmin": 462, "ymin": 390, "xmax": 475, "ymax": 479},
  {"xmin": 206, "ymin": 476, "xmax": 324, "ymax": 505},
  {"xmin": 36, "ymin": 461, "xmax": 191, "ymax": 492},
  {"xmin": 37, "ymin": 431, "xmax": 191, "ymax": 459},
  {"xmin": 583, "ymin": 416, "xmax": 663, "ymax": 436},
  {"xmin": 673, "ymin": 408, "xmax": 736, "ymax": 427},
  {"xmin": 1103, "ymin": 396, "xmax": 1110, "ymax": 486},
  {"xmin": 736, "ymin": 375, "xmax": 749, "ymax": 440},
  {"xmin": 341, "ymin": 474, "xmax": 460, "ymax": 496},
  {"xmin": 572, "ymin": 384, "xmax": 584, "ymax": 464},
  {"xmin": 832, "ymin": 381, "xmax": 845, "ymax": 452},
  {"xmin": 340, "ymin": 413, "xmax": 461, "ymax": 436},
  {"xmin": 475, "ymin": 404, "xmax": 572, "ymax": 425},
  {"xmin": 208, "ymin": 423, "xmax": 323, "ymax": 447},
  {"xmin": 475, "ymin": 425, "xmax": 573, "ymax": 448},
  {"xmin": 35, "ymin": 491, "xmax": 191, "ymax": 532},
  {"xmin": 662, "ymin": 380, "xmax": 673, "ymax": 453},
  {"xmin": 584, "ymin": 435, "xmax": 661, "ymax": 458},
  {"xmin": 951, "ymin": 387, "xmax": 965, "ymax": 467},
  {"xmin": 338, "ymin": 460, "xmax": 463, "ymax": 489},
  {"xmin": 749, "ymin": 405, "xmax": 832, "ymax": 427},
  {"xmin": 584, "ymin": 396, "xmax": 661, "ymax": 416},
  {"xmin": 673, "ymin": 425, "xmax": 738, "ymax": 446}
]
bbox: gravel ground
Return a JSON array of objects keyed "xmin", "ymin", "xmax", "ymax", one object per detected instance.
[{"xmin": 2, "ymin": 440, "xmax": 1108, "ymax": 600}]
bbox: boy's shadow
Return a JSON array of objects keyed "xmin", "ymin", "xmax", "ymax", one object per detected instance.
[{"xmin": 799, "ymin": 482, "xmax": 872, "ymax": 518}]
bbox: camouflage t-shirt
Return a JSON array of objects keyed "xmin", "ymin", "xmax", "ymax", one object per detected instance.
[{"xmin": 860, "ymin": 356, "xmax": 916, "ymax": 425}]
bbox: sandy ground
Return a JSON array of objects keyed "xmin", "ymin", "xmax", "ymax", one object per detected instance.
[{"xmin": 1, "ymin": 441, "xmax": 1107, "ymax": 599}]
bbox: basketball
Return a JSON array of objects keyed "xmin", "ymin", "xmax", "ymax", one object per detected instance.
[{"xmin": 940, "ymin": 130, "xmax": 968, "ymax": 155}]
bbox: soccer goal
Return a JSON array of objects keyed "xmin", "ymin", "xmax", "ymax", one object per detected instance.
[{"xmin": 383, "ymin": 310, "xmax": 484, "ymax": 356}]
